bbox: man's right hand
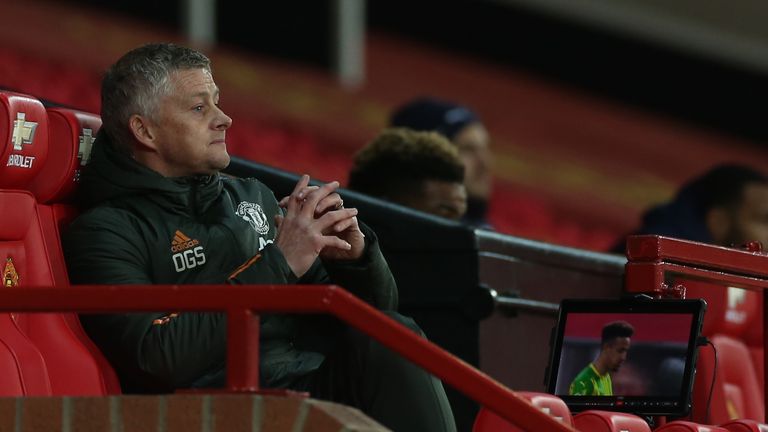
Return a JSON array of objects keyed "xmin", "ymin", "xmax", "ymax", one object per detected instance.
[{"xmin": 274, "ymin": 175, "xmax": 359, "ymax": 277}]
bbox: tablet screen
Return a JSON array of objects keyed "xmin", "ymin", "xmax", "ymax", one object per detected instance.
[{"xmin": 546, "ymin": 298, "xmax": 706, "ymax": 416}]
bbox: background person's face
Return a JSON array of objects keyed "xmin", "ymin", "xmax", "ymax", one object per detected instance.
[
  {"xmin": 148, "ymin": 68, "xmax": 233, "ymax": 177},
  {"xmin": 729, "ymin": 183, "xmax": 768, "ymax": 246},
  {"xmin": 453, "ymin": 123, "xmax": 492, "ymax": 201},
  {"xmin": 398, "ymin": 180, "xmax": 468, "ymax": 220},
  {"xmin": 603, "ymin": 337, "xmax": 631, "ymax": 373}
]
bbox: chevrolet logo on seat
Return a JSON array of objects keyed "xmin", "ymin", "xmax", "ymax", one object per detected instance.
[
  {"xmin": 11, "ymin": 112, "xmax": 38, "ymax": 151},
  {"xmin": 78, "ymin": 128, "xmax": 94, "ymax": 165}
]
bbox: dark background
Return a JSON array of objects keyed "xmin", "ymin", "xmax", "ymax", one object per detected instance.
[{"xmin": 63, "ymin": 0, "xmax": 768, "ymax": 144}]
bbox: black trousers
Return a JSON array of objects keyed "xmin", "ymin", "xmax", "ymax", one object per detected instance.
[{"xmin": 293, "ymin": 312, "xmax": 457, "ymax": 432}]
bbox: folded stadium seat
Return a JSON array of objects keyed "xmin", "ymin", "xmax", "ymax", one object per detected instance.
[
  {"xmin": 572, "ymin": 410, "xmax": 651, "ymax": 432},
  {"xmin": 654, "ymin": 420, "xmax": 730, "ymax": 431},
  {"xmin": 719, "ymin": 419, "xmax": 768, "ymax": 432},
  {"xmin": 0, "ymin": 93, "xmax": 120, "ymax": 395},
  {"xmin": 685, "ymin": 282, "xmax": 764, "ymax": 424},
  {"xmin": 472, "ymin": 391, "xmax": 574, "ymax": 431}
]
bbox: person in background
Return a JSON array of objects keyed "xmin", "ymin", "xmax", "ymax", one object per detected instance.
[
  {"xmin": 390, "ymin": 97, "xmax": 492, "ymax": 227},
  {"xmin": 348, "ymin": 127, "xmax": 467, "ymax": 221},
  {"xmin": 611, "ymin": 164, "xmax": 768, "ymax": 252},
  {"xmin": 569, "ymin": 321, "xmax": 634, "ymax": 396}
]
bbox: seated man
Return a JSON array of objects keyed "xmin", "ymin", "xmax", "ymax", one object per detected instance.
[
  {"xmin": 62, "ymin": 43, "xmax": 456, "ymax": 432},
  {"xmin": 612, "ymin": 164, "xmax": 768, "ymax": 252},
  {"xmin": 569, "ymin": 321, "xmax": 634, "ymax": 396},
  {"xmin": 390, "ymin": 98, "xmax": 492, "ymax": 227},
  {"xmin": 348, "ymin": 127, "xmax": 467, "ymax": 221}
]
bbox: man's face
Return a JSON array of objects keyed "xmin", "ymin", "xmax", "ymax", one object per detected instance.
[
  {"xmin": 452, "ymin": 123, "xmax": 492, "ymax": 201},
  {"xmin": 146, "ymin": 68, "xmax": 232, "ymax": 177},
  {"xmin": 399, "ymin": 180, "xmax": 468, "ymax": 220},
  {"xmin": 727, "ymin": 183, "xmax": 768, "ymax": 246},
  {"xmin": 603, "ymin": 337, "xmax": 631, "ymax": 373}
]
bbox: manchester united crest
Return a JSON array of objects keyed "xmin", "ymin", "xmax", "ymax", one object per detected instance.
[
  {"xmin": 236, "ymin": 201, "xmax": 270, "ymax": 235},
  {"xmin": 3, "ymin": 257, "xmax": 19, "ymax": 288}
]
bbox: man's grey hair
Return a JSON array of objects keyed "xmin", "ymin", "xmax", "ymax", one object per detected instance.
[{"xmin": 101, "ymin": 43, "xmax": 211, "ymax": 152}]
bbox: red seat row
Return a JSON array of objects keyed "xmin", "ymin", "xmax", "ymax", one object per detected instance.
[
  {"xmin": 0, "ymin": 89, "xmax": 120, "ymax": 395},
  {"xmin": 474, "ymin": 392, "xmax": 768, "ymax": 431}
]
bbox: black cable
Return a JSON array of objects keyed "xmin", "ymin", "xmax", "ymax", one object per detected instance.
[{"xmin": 704, "ymin": 340, "xmax": 717, "ymax": 425}]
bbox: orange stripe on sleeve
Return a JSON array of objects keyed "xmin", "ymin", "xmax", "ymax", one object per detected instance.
[{"xmin": 228, "ymin": 254, "xmax": 262, "ymax": 280}]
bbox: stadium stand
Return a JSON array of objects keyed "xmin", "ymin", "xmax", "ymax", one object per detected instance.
[
  {"xmin": 0, "ymin": 88, "xmax": 578, "ymax": 430},
  {"xmin": 5, "ymin": 85, "xmax": 768, "ymax": 429},
  {"xmin": 4, "ymin": 4, "xmax": 768, "ymax": 425}
]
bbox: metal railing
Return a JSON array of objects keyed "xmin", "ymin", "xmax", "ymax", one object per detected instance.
[{"xmin": 0, "ymin": 284, "xmax": 576, "ymax": 432}]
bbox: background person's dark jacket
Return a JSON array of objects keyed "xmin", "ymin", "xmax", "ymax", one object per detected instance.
[
  {"xmin": 63, "ymin": 131, "xmax": 398, "ymax": 393},
  {"xmin": 610, "ymin": 180, "xmax": 713, "ymax": 253}
]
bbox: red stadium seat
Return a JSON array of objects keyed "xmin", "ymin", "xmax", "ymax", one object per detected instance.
[
  {"xmin": 0, "ymin": 189, "xmax": 54, "ymax": 396},
  {"xmin": 572, "ymin": 410, "xmax": 651, "ymax": 432},
  {"xmin": 0, "ymin": 92, "xmax": 120, "ymax": 395},
  {"xmin": 719, "ymin": 419, "xmax": 768, "ymax": 432},
  {"xmin": 0, "ymin": 187, "xmax": 115, "ymax": 395},
  {"xmin": 741, "ymin": 307, "xmax": 764, "ymax": 392},
  {"xmin": 472, "ymin": 392, "xmax": 574, "ymax": 431},
  {"xmin": 0, "ymin": 90, "xmax": 49, "ymax": 190},
  {"xmin": 29, "ymin": 107, "xmax": 101, "ymax": 204},
  {"xmin": 655, "ymin": 420, "xmax": 729, "ymax": 431},
  {"xmin": 0, "ymin": 93, "xmax": 57, "ymax": 396},
  {"xmin": 685, "ymin": 282, "xmax": 764, "ymax": 423},
  {"xmin": 0, "ymin": 314, "xmax": 52, "ymax": 396}
]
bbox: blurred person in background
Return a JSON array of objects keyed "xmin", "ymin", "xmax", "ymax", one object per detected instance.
[
  {"xmin": 611, "ymin": 164, "xmax": 768, "ymax": 253},
  {"xmin": 348, "ymin": 127, "xmax": 467, "ymax": 221},
  {"xmin": 390, "ymin": 97, "xmax": 492, "ymax": 228}
]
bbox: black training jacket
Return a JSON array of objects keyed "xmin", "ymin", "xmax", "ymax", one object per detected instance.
[{"xmin": 63, "ymin": 131, "xmax": 398, "ymax": 393}]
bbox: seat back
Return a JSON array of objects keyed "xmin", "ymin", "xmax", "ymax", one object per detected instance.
[
  {"xmin": 0, "ymin": 91, "xmax": 119, "ymax": 395},
  {"xmin": 572, "ymin": 410, "xmax": 651, "ymax": 432},
  {"xmin": 712, "ymin": 334, "xmax": 764, "ymax": 422},
  {"xmin": 472, "ymin": 392, "xmax": 573, "ymax": 431},
  {"xmin": 0, "ymin": 190, "xmax": 53, "ymax": 395},
  {"xmin": 0, "ymin": 91, "xmax": 49, "ymax": 190},
  {"xmin": 719, "ymin": 419, "xmax": 768, "ymax": 432},
  {"xmin": 29, "ymin": 106, "xmax": 119, "ymax": 394},
  {"xmin": 655, "ymin": 420, "xmax": 730, "ymax": 431},
  {"xmin": 741, "ymin": 305, "xmax": 764, "ymax": 390},
  {"xmin": 29, "ymin": 107, "xmax": 100, "ymax": 204},
  {"xmin": 685, "ymin": 282, "xmax": 764, "ymax": 424}
]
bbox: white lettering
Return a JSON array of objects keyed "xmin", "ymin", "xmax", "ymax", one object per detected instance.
[
  {"xmin": 183, "ymin": 249, "xmax": 197, "ymax": 269},
  {"xmin": 6, "ymin": 154, "xmax": 35, "ymax": 168},
  {"xmin": 258, "ymin": 237, "xmax": 274, "ymax": 251},
  {"xmin": 172, "ymin": 246, "xmax": 207, "ymax": 273},
  {"xmin": 194, "ymin": 246, "xmax": 206, "ymax": 265},
  {"xmin": 173, "ymin": 253, "xmax": 186, "ymax": 272}
]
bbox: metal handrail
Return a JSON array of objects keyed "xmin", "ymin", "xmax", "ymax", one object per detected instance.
[
  {"xmin": 495, "ymin": 294, "xmax": 560, "ymax": 315},
  {"xmin": 0, "ymin": 284, "xmax": 575, "ymax": 432}
]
